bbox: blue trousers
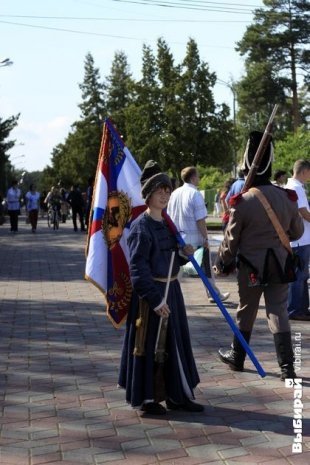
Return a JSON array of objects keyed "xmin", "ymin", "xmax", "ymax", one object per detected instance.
[{"xmin": 288, "ymin": 244, "xmax": 310, "ymax": 317}]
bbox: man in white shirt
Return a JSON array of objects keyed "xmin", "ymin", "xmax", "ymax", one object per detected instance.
[
  {"xmin": 167, "ymin": 166, "xmax": 229, "ymax": 303},
  {"xmin": 286, "ymin": 159, "xmax": 310, "ymax": 321},
  {"xmin": 6, "ymin": 179, "xmax": 21, "ymax": 233}
]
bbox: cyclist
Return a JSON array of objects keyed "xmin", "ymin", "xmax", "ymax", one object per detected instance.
[{"xmin": 45, "ymin": 187, "xmax": 62, "ymax": 225}]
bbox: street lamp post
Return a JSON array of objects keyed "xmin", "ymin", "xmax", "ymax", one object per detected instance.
[
  {"xmin": 10, "ymin": 154, "xmax": 26, "ymax": 163},
  {"xmin": 0, "ymin": 58, "xmax": 13, "ymax": 68},
  {"xmin": 217, "ymin": 78, "xmax": 237, "ymax": 175}
]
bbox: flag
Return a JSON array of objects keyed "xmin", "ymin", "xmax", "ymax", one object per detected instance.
[{"xmin": 85, "ymin": 118, "xmax": 146, "ymax": 328}]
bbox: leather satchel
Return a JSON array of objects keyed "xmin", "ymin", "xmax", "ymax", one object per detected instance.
[
  {"xmin": 250, "ymin": 187, "xmax": 299, "ymax": 282},
  {"xmin": 250, "ymin": 187, "xmax": 292, "ymax": 254}
]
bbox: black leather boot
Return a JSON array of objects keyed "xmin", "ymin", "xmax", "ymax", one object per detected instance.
[
  {"xmin": 273, "ymin": 332, "xmax": 296, "ymax": 381},
  {"xmin": 218, "ymin": 331, "xmax": 251, "ymax": 371}
]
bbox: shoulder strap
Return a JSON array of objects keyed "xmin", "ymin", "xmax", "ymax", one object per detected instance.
[{"xmin": 250, "ymin": 187, "xmax": 292, "ymax": 254}]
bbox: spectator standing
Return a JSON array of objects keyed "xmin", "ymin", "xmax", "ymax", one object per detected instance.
[
  {"xmin": 60, "ymin": 188, "xmax": 70, "ymax": 223},
  {"xmin": 85, "ymin": 176, "xmax": 94, "ymax": 231},
  {"xmin": 214, "ymin": 131, "xmax": 304, "ymax": 380},
  {"xmin": 25, "ymin": 184, "xmax": 40, "ymax": 233},
  {"xmin": 220, "ymin": 178, "xmax": 234, "ymax": 231},
  {"xmin": 67, "ymin": 185, "xmax": 85, "ymax": 232},
  {"xmin": 224, "ymin": 169, "xmax": 245, "ymax": 207},
  {"xmin": 167, "ymin": 166, "xmax": 229, "ymax": 303},
  {"xmin": 272, "ymin": 169, "xmax": 287, "ymax": 187},
  {"xmin": 6, "ymin": 179, "xmax": 21, "ymax": 233},
  {"xmin": 285, "ymin": 159, "xmax": 310, "ymax": 321},
  {"xmin": 118, "ymin": 160, "xmax": 203, "ymax": 414},
  {"xmin": 213, "ymin": 189, "xmax": 221, "ymax": 217}
]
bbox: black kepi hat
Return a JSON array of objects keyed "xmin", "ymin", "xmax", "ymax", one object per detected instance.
[{"xmin": 140, "ymin": 160, "xmax": 172, "ymax": 201}]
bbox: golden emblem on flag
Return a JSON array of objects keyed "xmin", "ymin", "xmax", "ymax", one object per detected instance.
[{"xmin": 102, "ymin": 190, "xmax": 131, "ymax": 249}]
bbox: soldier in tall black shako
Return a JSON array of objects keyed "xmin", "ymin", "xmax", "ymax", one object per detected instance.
[{"xmin": 214, "ymin": 131, "xmax": 304, "ymax": 380}]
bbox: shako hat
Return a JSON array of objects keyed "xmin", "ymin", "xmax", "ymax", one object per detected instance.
[
  {"xmin": 241, "ymin": 130, "xmax": 274, "ymax": 179},
  {"xmin": 140, "ymin": 160, "xmax": 172, "ymax": 201}
]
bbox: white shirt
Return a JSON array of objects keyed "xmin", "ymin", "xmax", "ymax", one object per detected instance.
[
  {"xmin": 6, "ymin": 186, "xmax": 21, "ymax": 211},
  {"xmin": 286, "ymin": 177, "xmax": 310, "ymax": 247},
  {"xmin": 25, "ymin": 191, "xmax": 40, "ymax": 211},
  {"xmin": 167, "ymin": 182, "xmax": 207, "ymax": 247}
]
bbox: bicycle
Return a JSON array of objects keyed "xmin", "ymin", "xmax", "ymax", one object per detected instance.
[{"xmin": 47, "ymin": 204, "xmax": 60, "ymax": 230}]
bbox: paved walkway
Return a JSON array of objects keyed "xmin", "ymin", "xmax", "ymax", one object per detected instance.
[{"xmin": 0, "ymin": 216, "xmax": 309, "ymax": 465}]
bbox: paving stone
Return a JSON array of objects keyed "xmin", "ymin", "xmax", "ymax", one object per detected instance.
[{"xmin": 1, "ymin": 219, "xmax": 309, "ymax": 465}]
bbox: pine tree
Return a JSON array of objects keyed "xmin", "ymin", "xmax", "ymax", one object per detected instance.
[
  {"xmin": 105, "ymin": 51, "xmax": 134, "ymax": 139},
  {"xmin": 236, "ymin": 0, "xmax": 310, "ymax": 132},
  {"xmin": 177, "ymin": 38, "xmax": 218, "ymax": 168},
  {"xmin": 155, "ymin": 38, "xmax": 182, "ymax": 173},
  {"xmin": 125, "ymin": 44, "xmax": 162, "ymax": 168},
  {"xmin": 78, "ymin": 52, "xmax": 106, "ymax": 124}
]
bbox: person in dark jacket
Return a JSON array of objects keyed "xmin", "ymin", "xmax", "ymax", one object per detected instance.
[
  {"xmin": 214, "ymin": 131, "xmax": 304, "ymax": 380},
  {"xmin": 118, "ymin": 160, "xmax": 203, "ymax": 415},
  {"xmin": 85, "ymin": 176, "xmax": 94, "ymax": 231},
  {"xmin": 67, "ymin": 185, "xmax": 85, "ymax": 232}
]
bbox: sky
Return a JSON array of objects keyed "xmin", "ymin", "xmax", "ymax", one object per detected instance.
[{"xmin": 1, "ymin": 0, "xmax": 265, "ymax": 172}]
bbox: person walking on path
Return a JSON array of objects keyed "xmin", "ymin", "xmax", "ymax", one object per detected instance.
[
  {"xmin": 285, "ymin": 159, "xmax": 310, "ymax": 321},
  {"xmin": 213, "ymin": 189, "xmax": 221, "ymax": 217},
  {"xmin": 67, "ymin": 185, "xmax": 85, "ymax": 232},
  {"xmin": 6, "ymin": 179, "xmax": 21, "ymax": 233},
  {"xmin": 25, "ymin": 184, "xmax": 40, "ymax": 233},
  {"xmin": 118, "ymin": 160, "xmax": 203, "ymax": 415},
  {"xmin": 167, "ymin": 166, "xmax": 230, "ymax": 303},
  {"xmin": 214, "ymin": 131, "xmax": 304, "ymax": 380},
  {"xmin": 224, "ymin": 169, "xmax": 245, "ymax": 207}
]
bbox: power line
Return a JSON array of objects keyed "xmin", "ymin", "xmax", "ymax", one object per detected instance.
[
  {"xmin": 110, "ymin": 0, "xmax": 260, "ymax": 14},
  {"xmin": 0, "ymin": 20, "xmax": 146, "ymax": 41},
  {"xmin": 0, "ymin": 14, "xmax": 249, "ymax": 23},
  {"xmin": 0, "ymin": 20, "xmax": 234, "ymax": 48}
]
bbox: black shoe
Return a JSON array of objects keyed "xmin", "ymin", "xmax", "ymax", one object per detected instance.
[
  {"xmin": 289, "ymin": 313, "xmax": 310, "ymax": 321},
  {"xmin": 141, "ymin": 402, "xmax": 166, "ymax": 415},
  {"xmin": 274, "ymin": 332, "xmax": 296, "ymax": 381},
  {"xmin": 218, "ymin": 348, "xmax": 244, "ymax": 371},
  {"xmin": 280, "ymin": 366, "xmax": 297, "ymax": 381},
  {"xmin": 218, "ymin": 331, "xmax": 251, "ymax": 372},
  {"xmin": 166, "ymin": 398, "xmax": 204, "ymax": 412}
]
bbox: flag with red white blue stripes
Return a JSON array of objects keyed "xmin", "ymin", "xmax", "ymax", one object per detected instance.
[{"xmin": 85, "ymin": 118, "xmax": 146, "ymax": 328}]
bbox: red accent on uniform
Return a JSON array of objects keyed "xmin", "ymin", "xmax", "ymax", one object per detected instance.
[
  {"xmin": 229, "ymin": 193, "xmax": 243, "ymax": 207},
  {"xmin": 285, "ymin": 188, "xmax": 298, "ymax": 202},
  {"xmin": 250, "ymin": 272, "xmax": 257, "ymax": 284}
]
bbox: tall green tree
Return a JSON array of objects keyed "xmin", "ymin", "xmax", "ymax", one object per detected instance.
[
  {"xmin": 0, "ymin": 114, "xmax": 19, "ymax": 194},
  {"xmin": 236, "ymin": 0, "xmax": 310, "ymax": 132},
  {"xmin": 235, "ymin": 62, "xmax": 287, "ymax": 134},
  {"xmin": 155, "ymin": 38, "xmax": 182, "ymax": 173},
  {"xmin": 78, "ymin": 52, "xmax": 106, "ymax": 123},
  {"xmin": 105, "ymin": 51, "xmax": 134, "ymax": 139},
  {"xmin": 125, "ymin": 44, "xmax": 162, "ymax": 168},
  {"xmin": 176, "ymin": 38, "xmax": 234, "ymax": 171}
]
